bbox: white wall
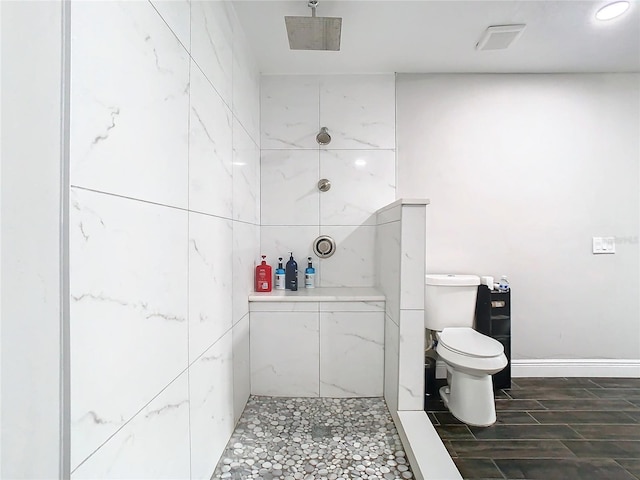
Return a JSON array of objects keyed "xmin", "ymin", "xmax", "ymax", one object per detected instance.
[
  {"xmin": 260, "ymin": 74, "xmax": 396, "ymax": 285},
  {"xmin": 1, "ymin": 1, "xmax": 67, "ymax": 477},
  {"xmin": 69, "ymin": 2, "xmax": 259, "ymax": 478},
  {"xmin": 397, "ymin": 74, "xmax": 639, "ymax": 367}
]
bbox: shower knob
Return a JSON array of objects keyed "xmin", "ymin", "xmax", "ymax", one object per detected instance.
[
  {"xmin": 317, "ymin": 178, "xmax": 331, "ymax": 192},
  {"xmin": 313, "ymin": 235, "xmax": 336, "ymax": 258}
]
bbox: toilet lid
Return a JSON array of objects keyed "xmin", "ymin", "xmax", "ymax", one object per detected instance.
[{"xmin": 439, "ymin": 328, "xmax": 504, "ymax": 358}]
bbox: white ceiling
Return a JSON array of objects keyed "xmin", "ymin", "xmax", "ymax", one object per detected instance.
[{"xmin": 232, "ymin": 0, "xmax": 640, "ymax": 74}]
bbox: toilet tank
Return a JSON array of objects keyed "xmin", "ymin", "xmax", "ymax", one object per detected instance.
[{"xmin": 425, "ymin": 274, "xmax": 480, "ymax": 331}]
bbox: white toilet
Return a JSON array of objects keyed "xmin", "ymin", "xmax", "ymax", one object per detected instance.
[{"xmin": 425, "ymin": 274, "xmax": 507, "ymax": 427}]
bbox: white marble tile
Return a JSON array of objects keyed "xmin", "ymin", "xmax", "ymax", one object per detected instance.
[
  {"xmin": 232, "ymin": 25, "xmax": 260, "ymax": 143},
  {"xmin": 384, "ymin": 314, "xmax": 400, "ymax": 415},
  {"xmin": 377, "ymin": 204, "xmax": 402, "ymax": 225},
  {"xmin": 70, "ymin": 188, "xmax": 188, "ymax": 469},
  {"xmin": 189, "ymin": 61, "xmax": 233, "ymax": 218},
  {"xmin": 396, "ymin": 411, "xmax": 463, "ymax": 480},
  {"xmin": 150, "ymin": 0, "xmax": 190, "ymax": 51},
  {"xmin": 233, "ymin": 119, "xmax": 260, "ymax": 224},
  {"xmin": 400, "ymin": 205, "xmax": 427, "ymax": 310},
  {"xmin": 260, "ymin": 226, "xmax": 320, "ymax": 289},
  {"xmin": 190, "ymin": 0, "xmax": 233, "ymax": 106},
  {"xmin": 232, "ymin": 221, "xmax": 259, "ymax": 325},
  {"xmin": 249, "ymin": 302, "xmax": 320, "ymax": 313},
  {"xmin": 320, "ymin": 150, "xmax": 396, "ymax": 226},
  {"xmin": 320, "ymin": 312, "xmax": 384, "ymax": 397},
  {"xmin": 70, "ymin": 1, "xmax": 189, "ymax": 209},
  {"xmin": 318, "ymin": 225, "xmax": 376, "ymax": 287},
  {"xmin": 261, "ymin": 149, "xmax": 320, "ymax": 226},
  {"xmin": 250, "ymin": 312, "xmax": 319, "ymax": 396},
  {"xmin": 375, "ymin": 221, "xmax": 401, "ymax": 322},
  {"xmin": 189, "ymin": 332, "xmax": 235, "ymax": 480},
  {"xmin": 71, "ymin": 374, "xmax": 190, "ymax": 480},
  {"xmin": 320, "ymin": 75, "xmax": 396, "ymax": 150},
  {"xmin": 318, "ymin": 301, "xmax": 385, "ymax": 312},
  {"xmin": 232, "ymin": 314, "xmax": 250, "ymax": 424},
  {"xmin": 261, "ymin": 75, "xmax": 320, "ymax": 149},
  {"xmin": 398, "ymin": 310, "xmax": 426, "ymax": 411},
  {"xmin": 189, "ymin": 212, "xmax": 233, "ymax": 361}
]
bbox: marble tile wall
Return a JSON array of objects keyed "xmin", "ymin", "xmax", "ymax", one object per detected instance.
[
  {"xmin": 249, "ymin": 302, "xmax": 384, "ymax": 398},
  {"xmin": 69, "ymin": 2, "xmax": 259, "ymax": 478},
  {"xmin": 260, "ymin": 74, "xmax": 396, "ymax": 287},
  {"xmin": 376, "ymin": 201, "xmax": 428, "ymax": 418}
]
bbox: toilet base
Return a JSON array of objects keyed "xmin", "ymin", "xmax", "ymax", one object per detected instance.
[{"xmin": 439, "ymin": 368, "xmax": 497, "ymax": 427}]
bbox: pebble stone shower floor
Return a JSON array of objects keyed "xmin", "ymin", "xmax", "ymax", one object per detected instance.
[{"xmin": 212, "ymin": 396, "xmax": 414, "ymax": 480}]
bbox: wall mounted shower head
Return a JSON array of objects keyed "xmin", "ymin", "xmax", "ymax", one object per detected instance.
[{"xmin": 284, "ymin": 1, "xmax": 342, "ymax": 51}]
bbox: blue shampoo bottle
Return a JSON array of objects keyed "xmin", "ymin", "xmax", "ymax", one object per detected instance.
[{"xmin": 285, "ymin": 252, "xmax": 298, "ymax": 291}]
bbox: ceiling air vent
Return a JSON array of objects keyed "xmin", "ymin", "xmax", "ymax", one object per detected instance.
[{"xmin": 476, "ymin": 24, "xmax": 526, "ymax": 51}]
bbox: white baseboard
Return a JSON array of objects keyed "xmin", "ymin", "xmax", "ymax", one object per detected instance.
[
  {"xmin": 511, "ymin": 359, "xmax": 640, "ymax": 378},
  {"xmin": 436, "ymin": 359, "xmax": 640, "ymax": 378}
]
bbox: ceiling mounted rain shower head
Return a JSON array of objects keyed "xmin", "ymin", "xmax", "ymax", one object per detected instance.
[{"xmin": 285, "ymin": 0, "xmax": 342, "ymax": 51}]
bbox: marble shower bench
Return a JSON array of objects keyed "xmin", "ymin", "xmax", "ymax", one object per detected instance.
[{"xmin": 248, "ymin": 287, "xmax": 385, "ymax": 398}]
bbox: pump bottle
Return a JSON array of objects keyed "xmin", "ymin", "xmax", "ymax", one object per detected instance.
[
  {"xmin": 285, "ymin": 252, "xmax": 298, "ymax": 291},
  {"xmin": 498, "ymin": 275, "xmax": 510, "ymax": 293},
  {"xmin": 305, "ymin": 257, "xmax": 316, "ymax": 288},
  {"xmin": 255, "ymin": 255, "xmax": 272, "ymax": 292},
  {"xmin": 275, "ymin": 257, "xmax": 286, "ymax": 290}
]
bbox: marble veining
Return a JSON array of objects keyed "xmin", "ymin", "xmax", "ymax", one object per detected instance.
[
  {"xmin": 319, "ymin": 311, "xmax": 384, "ymax": 398},
  {"xmin": 149, "ymin": 0, "xmax": 190, "ymax": 51},
  {"xmin": 91, "ymin": 107, "xmax": 120, "ymax": 145},
  {"xmin": 71, "ymin": 374, "xmax": 190, "ymax": 479},
  {"xmin": 188, "ymin": 212, "xmax": 233, "ymax": 361},
  {"xmin": 70, "ymin": 188, "xmax": 188, "ymax": 468},
  {"xmin": 261, "ymin": 76, "xmax": 320, "ymax": 149},
  {"xmin": 319, "ymin": 150, "xmax": 396, "ymax": 226},
  {"xmin": 70, "ymin": 0, "xmax": 190, "ymax": 209},
  {"xmin": 191, "ymin": 1, "xmax": 233, "ymax": 106},
  {"xmin": 189, "ymin": 61, "xmax": 233, "ymax": 218},
  {"xmin": 70, "ymin": 0, "xmax": 261, "ymax": 476},
  {"xmin": 232, "ymin": 118, "xmax": 260, "ymax": 224},
  {"xmin": 318, "ymin": 226, "xmax": 376, "ymax": 288},
  {"xmin": 232, "ymin": 222, "xmax": 259, "ymax": 324},
  {"xmin": 319, "ymin": 75, "xmax": 396, "ymax": 150},
  {"xmin": 261, "ymin": 149, "xmax": 320, "ymax": 226},
  {"xmin": 190, "ymin": 332, "xmax": 235, "ymax": 480},
  {"xmin": 250, "ymin": 312, "xmax": 320, "ymax": 397},
  {"xmin": 213, "ymin": 396, "xmax": 414, "ymax": 480}
]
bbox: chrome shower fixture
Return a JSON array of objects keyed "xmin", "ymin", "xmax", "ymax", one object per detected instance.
[
  {"xmin": 316, "ymin": 127, "xmax": 331, "ymax": 145},
  {"xmin": 285, "ymin": 0, "xmax": 342, "ymax": 51}
]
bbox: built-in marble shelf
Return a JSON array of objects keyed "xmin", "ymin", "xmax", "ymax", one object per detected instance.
[{"xmin": 249, "ymin": 287, "xmax": 385, "ymax": 303}]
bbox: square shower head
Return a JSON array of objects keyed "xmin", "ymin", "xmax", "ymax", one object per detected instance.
[{"xmin": 284, "ymin": 16, "xmax": 342, "ymax": 51}]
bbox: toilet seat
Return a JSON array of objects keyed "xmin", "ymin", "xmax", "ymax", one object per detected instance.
[
  {"xmin": 438, "ymin": 327, "xmax": 504, "ymax": 358},
  {"xmin": 436, "ymin": 327, "xmax": 507, "ymax": 375}
]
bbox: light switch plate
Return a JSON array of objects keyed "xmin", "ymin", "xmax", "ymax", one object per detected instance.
[{"xmin": 593, "ymin": 236, "xmax": 616, "ymax": 254}]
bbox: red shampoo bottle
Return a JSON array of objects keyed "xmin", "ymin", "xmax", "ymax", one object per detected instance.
[{"xmin": 255, "ymin": 255, "xmax": 273, "ymax": 292}]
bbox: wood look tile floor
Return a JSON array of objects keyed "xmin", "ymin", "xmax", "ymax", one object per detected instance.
[{"xmin": 425, "ymin": 378, "xmax": 640, "ymax": 480}]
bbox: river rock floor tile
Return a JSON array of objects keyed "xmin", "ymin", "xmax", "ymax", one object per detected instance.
[{"xmin": 213, "ymin": 396, "xmax": 413, "ymax": 480}]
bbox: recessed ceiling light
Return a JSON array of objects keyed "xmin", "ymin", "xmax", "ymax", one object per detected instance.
[{"xmin": 595, "ymin": 1, "xmax": 630, "ymax": 21}]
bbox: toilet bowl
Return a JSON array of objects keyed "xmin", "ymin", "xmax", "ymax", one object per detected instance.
[
  {"xmin": 425, "ymin": 274, "xmax": 507, "ymax": 427},
  {"xmin": 436, "ymin": 327, "xmax": 507, "ymax": 426}
]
